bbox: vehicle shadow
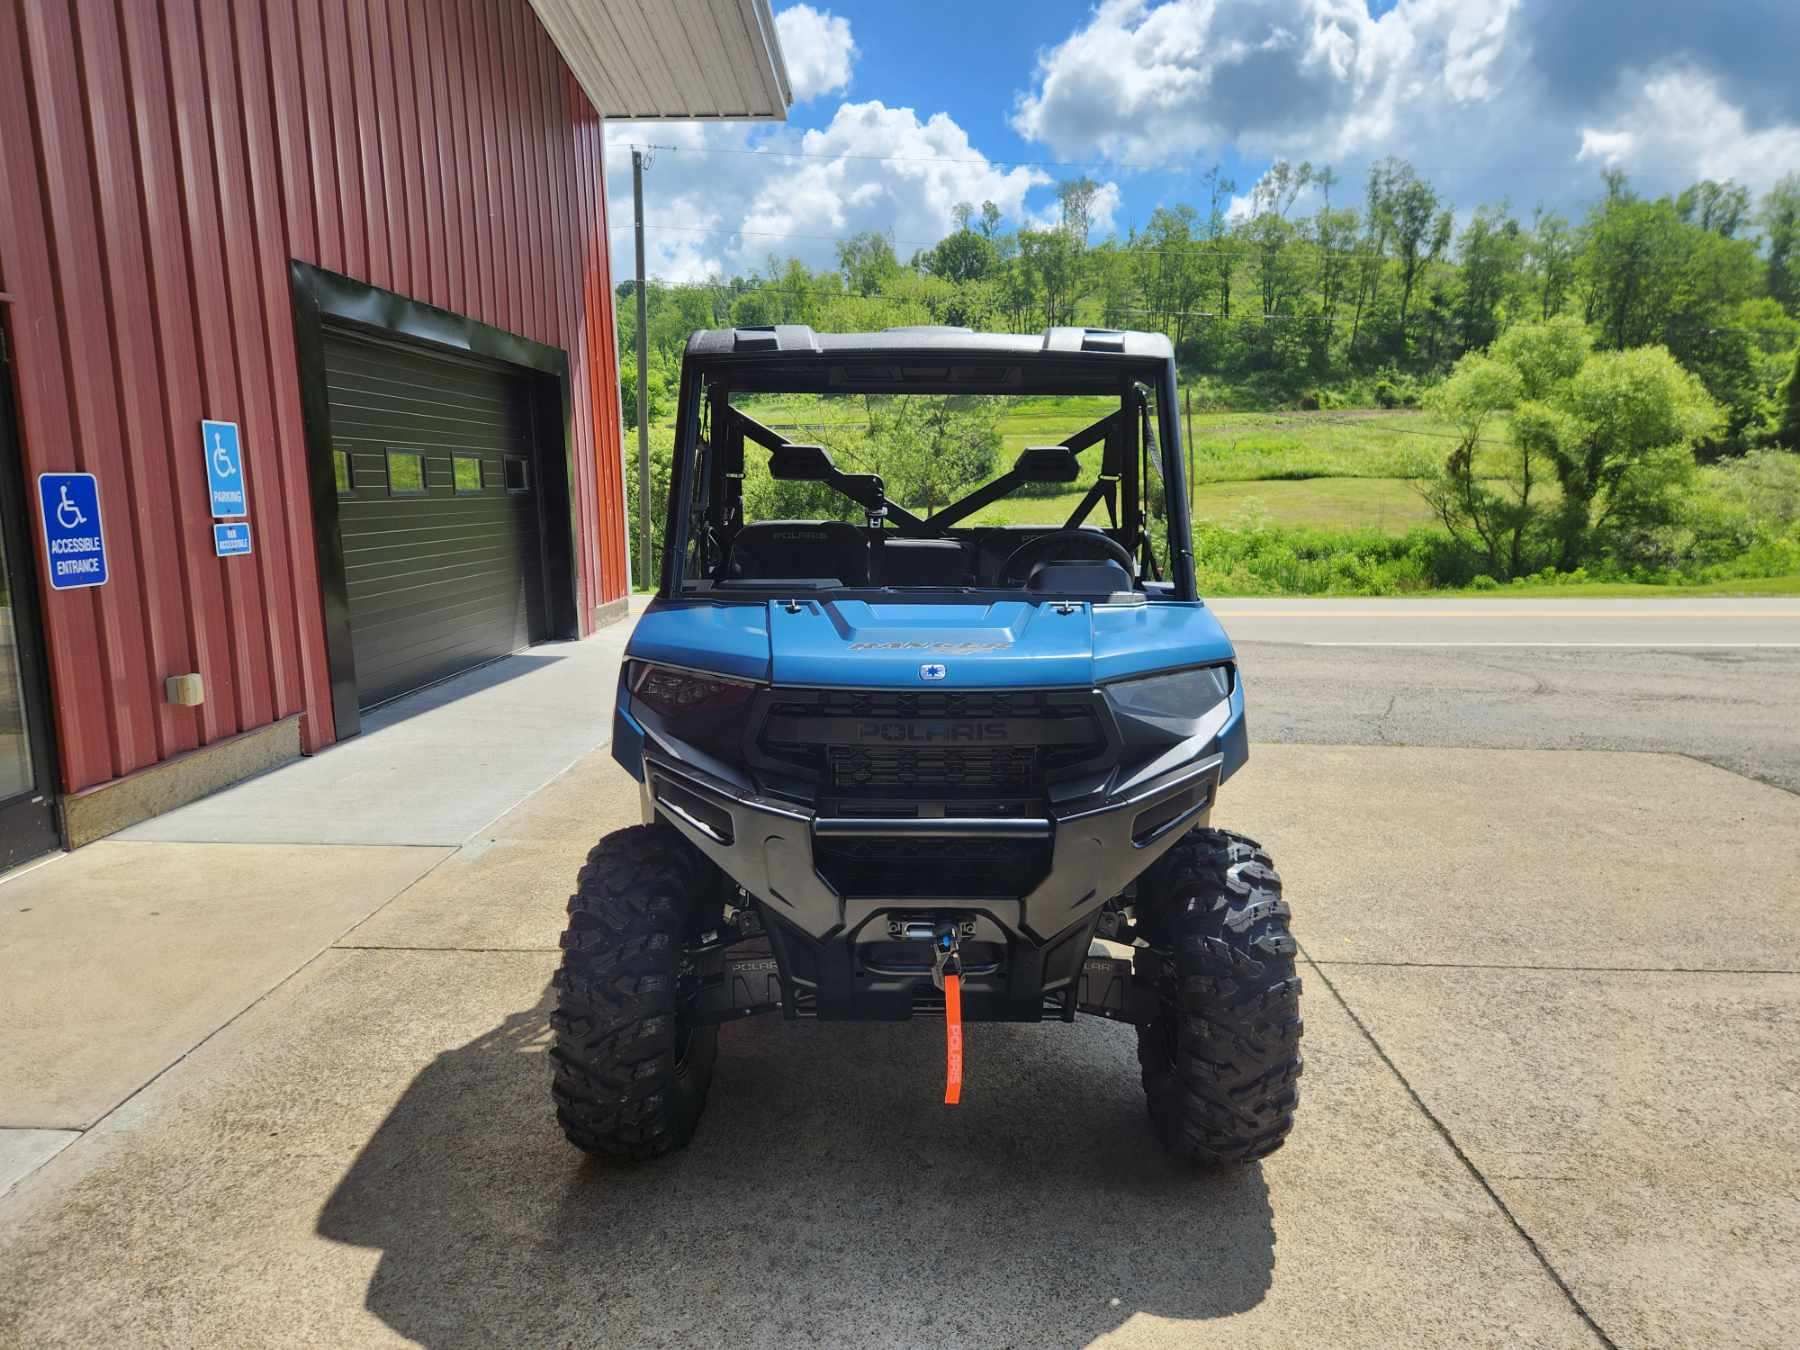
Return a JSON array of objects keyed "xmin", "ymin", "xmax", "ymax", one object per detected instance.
[{"xmin": 318, "ymin": 985, "xmax": 1275, "ymax": 1348}]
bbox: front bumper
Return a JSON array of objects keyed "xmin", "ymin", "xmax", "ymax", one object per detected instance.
[{"xmin": 639, "ymin": 743, "xmax": 1220, "ymax": 1020}]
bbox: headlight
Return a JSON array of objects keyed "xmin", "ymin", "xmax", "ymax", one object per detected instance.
[
  {"xmin": 628, "ymin": 663, "xmax": 758, "ymax": 760},
  {"xmin": 1105, "ymin": 664, "xmax": 1233, "ymax": 721},
  {"xmin": 630, "ymin": 662, "xmax": 755, "ymax": 716}
]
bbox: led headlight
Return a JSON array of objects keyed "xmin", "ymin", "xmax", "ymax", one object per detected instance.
[
  {"xmin": 1105, "ymin": 664, "xmax": 1233, "ymax": 721},
  {"xmin": 628, "ymin": 662, "xmax": 758, "ymax": 757},
  {"xmin": 630, "ymin": 663, "xmax": 753, "ymax": 714}
]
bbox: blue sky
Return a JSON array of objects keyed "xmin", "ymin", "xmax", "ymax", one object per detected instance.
[{"xmin": 605, "ymin": 1, "xmax": 1800, "ymax": 282}]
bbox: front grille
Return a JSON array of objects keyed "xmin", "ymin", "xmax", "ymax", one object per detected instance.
[
  {"xmin": 829, "ymin": 745, "xmax": 1037, "ymax": 793},
  {"xmin": 755, "ymin": 687, "xmax": 1109, "ymax": 805}
]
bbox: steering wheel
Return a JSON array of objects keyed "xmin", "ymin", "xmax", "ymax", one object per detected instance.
[{"xmin": 995, "ymin": 530, "xmax": 1136, "ymax": 586}]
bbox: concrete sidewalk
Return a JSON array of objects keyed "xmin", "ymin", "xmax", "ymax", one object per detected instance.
[
  {"xmin": 3, "ymin": 610, "xmax": 1799, "ymax": 1347},
  {"xmin": 1, "ymin": 608, "xmax": 641, "ymax": 1187}
]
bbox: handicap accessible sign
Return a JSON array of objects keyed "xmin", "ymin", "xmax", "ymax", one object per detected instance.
[
  {"xmin": 202, "ymin": 419, "xmax": 247, "ymax": 518},
  {"xmin": 37, "ymin": 472, "xmax": 108, "ymax": 590},
  {"xmin": 213, "ymin": 521, "xmax": 253, "ymax": 557}
]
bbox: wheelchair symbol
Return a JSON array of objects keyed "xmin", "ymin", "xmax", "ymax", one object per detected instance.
[
  {"xmin": 55, "ymin": 484, "xmax": 87, "ymax": 530},
  {"xmin": 211, "ymin": 429, "xmax": 237, "ymax": 478}
]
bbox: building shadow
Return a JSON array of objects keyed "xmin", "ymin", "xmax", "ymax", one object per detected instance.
[{"xmin": 318, "ymin": 984, "xmax": 1276, "ymax": 1348}]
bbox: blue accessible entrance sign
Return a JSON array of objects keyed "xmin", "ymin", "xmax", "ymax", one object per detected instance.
[
  {"xmin": 37, "ymin": 472, "xmax": 109, "ymax": 590},
  {"xmin": 202, "ymin": 419, "xmax": 247, "ymax": 518},
  {"xmin": 213, "ymin": 521, "xmax": 253, "ymax": 557}
]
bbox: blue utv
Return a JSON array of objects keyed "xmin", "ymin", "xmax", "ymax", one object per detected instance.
[{"xmin": 551, "ymin": 326, "xmax": 1301, "ymax": 1165}]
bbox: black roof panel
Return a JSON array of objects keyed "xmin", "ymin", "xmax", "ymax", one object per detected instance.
[{"xmin": 687, "ymin": 325, "xmax": 1174, "ymax": 362}]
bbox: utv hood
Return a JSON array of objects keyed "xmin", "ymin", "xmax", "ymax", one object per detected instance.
[{"xmin": 626, "ymin": 598, "xmax": 1235, "ymax": 688}]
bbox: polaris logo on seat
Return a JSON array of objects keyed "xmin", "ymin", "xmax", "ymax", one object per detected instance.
[{"xmin": 857, "ymin": 720, "xmax": 1008, "ymax": 744}]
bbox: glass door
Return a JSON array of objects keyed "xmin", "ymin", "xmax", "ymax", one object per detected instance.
[{"xmin": 0, "ymin": 318, "xmax": 61, "ymax": 868}]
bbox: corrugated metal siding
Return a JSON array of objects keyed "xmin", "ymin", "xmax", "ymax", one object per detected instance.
[{"xmin": 0, "ymin": 0, "xmax": 628, "ymax": 794}]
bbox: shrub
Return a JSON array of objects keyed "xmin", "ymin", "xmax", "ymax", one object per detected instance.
[{"xmin": 1470, "ymin": 574, "xmax": 1499, "ymax": 589}]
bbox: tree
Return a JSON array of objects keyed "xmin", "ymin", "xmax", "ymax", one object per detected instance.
[
  {"xmin": 1057, "ymin": 176, "xmax": 1101, "ymax": 246},
  {"xmin": 1760, "ymin": 175, "xmax": 1800, "ymax": 314},
  {"xmin": 1384, "ymin": 163, "xmax": 1448, "ymax": 343},
  {"xmin": 1676, "ymin": 179, "xmax": 1751, "ymax": 237},
  {"xmin": 1492, "ymin": 315, "xmax": 1591, "ymax": 398},
  {"xmin": 1201, "ymin": 164, "xmax": 1237, "ymax": 320},
  {"xmin": 1348, "ymin": 159, "xmax": 1395, "ymax": 354},
  {"xmin": 1420, "ymin": 353, "xmax": 1537, "ymax": 577},
  {"xmin": 978, "ymin": 201, "xmax": 1003, "ymax": 239},
  {"xmin": 1780, "ymin": 343, "xmax": 1800, "ymax": 450},
  {"xmin": 921, "ymin": 229, "xmax": 997, "ymax": 284},
  {"xmin": 1527, "ymin": 210, "xmax": 1576, "ymax": 319},
  {"xmin": 1542, "ymin": 346, "xmax": 1723, "ymax": 567},
  {"xmin": 835, "ymin": 231, "xmax": 901, "ymax": 297},
  {"xmin": 1455, "ymin": 206, "xmax": 1524, "ymax": 351},
  {"xmin": 864, "ymin": 395, "xmax": 1001, "ymax": 514}
]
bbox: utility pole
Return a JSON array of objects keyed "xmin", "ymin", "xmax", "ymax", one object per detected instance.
[{"xmin": 632, "ymin": 148, "xmax": 650, "ymax": 591}]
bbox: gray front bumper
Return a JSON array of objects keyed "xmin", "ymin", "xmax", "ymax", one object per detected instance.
[{"xmin": 642, "ymin": 748, "xmax": 1221, "ymax": 945}]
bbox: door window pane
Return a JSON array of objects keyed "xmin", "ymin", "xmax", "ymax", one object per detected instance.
[
  {"xmin": 333, "ymin": 449, "xmax": 353, "ymax": 496},
  {"xmin": 452, "ymin": 456, "xmax": 482, "ymax": 493},
  {"xmin": 386, "ymin": 449, "xmax": 425, "ymax": 495},
  {"xmin": 504, "ymin": 455, "xmax": 529, "ymax": 493}
]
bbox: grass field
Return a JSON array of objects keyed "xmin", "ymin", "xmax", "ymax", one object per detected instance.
[{"xmin": 651, "ymin": 392, "xmax": 1797, "ymax": 596}]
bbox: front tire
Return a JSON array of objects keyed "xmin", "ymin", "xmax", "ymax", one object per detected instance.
[
  {"xmin": 549, "ymin": 824, "xmax": 721, "ymax": 1160},
  {"xmin": 1134, "ymin": 829, "xmax": 1303, "ymax": 1167}
]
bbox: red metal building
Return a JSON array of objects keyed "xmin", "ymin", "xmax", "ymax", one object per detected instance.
[{"xmin": 0, "ymin": 0, "xmax": 790, "ymax": 861}]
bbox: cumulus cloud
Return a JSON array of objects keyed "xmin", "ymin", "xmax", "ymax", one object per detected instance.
[
  {"xmin": 606, "ymin": 103, "xmax": 1049, "ymax": 282},
  {"xmin": 1010, "ymin": 0, "xmax": 1522, "ymax": 166},
  {"xmin": 1011, "ymin": 0, "xmax": 1800, "ymax": 211},
  {"xmin": 1578, "ymin": 67, "xmax": 1800, "ymax": 190},
  {"xmin": 774, "ymin": 4, "xmax": 857, "ymax": 103}
]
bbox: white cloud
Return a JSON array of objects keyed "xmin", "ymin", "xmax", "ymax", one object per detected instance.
[
  {"xmin": 1010, "ymin": 0, "xmax": 1800, "ymax": 217},
  {"xmin": 606, "ymin": 103, "xmax": 1050, "ymax": 282},
  {"xmin": 1010, "ymin": 0, "xmax": 1521, "ymax": 167},
  {"xmin": 774, "ymin": 4, "xmax": 857, "ymax": 103},
  {"xmin": 1578, "ymin": 68, "xmax": 1800, "ymax": 192}
]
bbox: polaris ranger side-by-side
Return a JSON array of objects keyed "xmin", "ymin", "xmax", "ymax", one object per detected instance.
[{"xmin": 551, "ymin": 326, "xmax": 1301, "ymax": 1165}]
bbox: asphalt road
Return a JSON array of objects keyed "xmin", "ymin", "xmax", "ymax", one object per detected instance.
[{"xmin": 1209, "ymin": 598, "xmax": 1800, "ymax": 794}]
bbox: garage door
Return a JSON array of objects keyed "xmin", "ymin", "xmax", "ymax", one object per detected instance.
[{"xmin": 324, "ymin": 330, "xmax": 548, "ymax": 708}]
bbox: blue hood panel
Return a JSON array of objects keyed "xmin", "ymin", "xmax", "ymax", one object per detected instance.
[
  {"xmin": 771, "ymin": 600, "xmax": 1091, "ymax": 688},
  {"xmin": 626, "ymin": 597, "xmax": 1237, "ymax": 690},
  {"xmin": 627, "ymin": 600, "xmax": 774, "ymax": 682}
]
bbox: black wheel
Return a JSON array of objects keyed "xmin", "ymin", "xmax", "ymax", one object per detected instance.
[
  {"xmin": 1133, "ymin": 829, "xmax": 1303, "ymax": 1167},
  {"xmin": 549, "ymin": 824, "xmax": 722, "ymax": 1160}
]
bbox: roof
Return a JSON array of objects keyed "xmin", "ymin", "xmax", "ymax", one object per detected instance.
[
  {"xmin": 686, "ymin": 325, "xmax": 1177, "ymax": 361},
  {"xmin": 530, "ymin": 0, "xmax": 791, "ymax": 120}
]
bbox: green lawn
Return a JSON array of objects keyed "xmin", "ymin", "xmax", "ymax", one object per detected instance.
[{"xmin": 964, "ymin": 476, "xmax": 1442, "ymax": 533}]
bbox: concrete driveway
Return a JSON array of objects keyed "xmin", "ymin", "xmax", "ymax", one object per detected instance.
[{"xmin": 3, "ymin": 608, "xmax": 1798, "ymax": 1348}]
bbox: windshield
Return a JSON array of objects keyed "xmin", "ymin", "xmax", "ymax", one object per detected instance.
[{"xmin": 670, "ymin": 376, "xmax": 1189, "ymax": 600}]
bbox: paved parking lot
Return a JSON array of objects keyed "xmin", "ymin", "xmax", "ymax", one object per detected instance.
[{"xmin": 2, "ymin": 607, "xmax": 1798, "ymax": 1348}]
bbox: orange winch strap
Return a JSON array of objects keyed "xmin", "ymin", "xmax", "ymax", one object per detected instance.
[{"xmin": 944, "ymin": 971, "xmax": 963, "ymax": 1105}]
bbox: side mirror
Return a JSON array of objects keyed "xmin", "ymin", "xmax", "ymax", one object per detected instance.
[
  {"xmin": 769, "ymin": 444, "xmax": 837, "ymax": 481},
  {"xmin": 1014, "ymin": 445, "xmax": 1080, "ymax": 483}
]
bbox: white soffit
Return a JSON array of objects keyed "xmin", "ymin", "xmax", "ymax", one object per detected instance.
[{"xmin": 531, "ymin": 0, "xmax": 793, "ymax": 120}]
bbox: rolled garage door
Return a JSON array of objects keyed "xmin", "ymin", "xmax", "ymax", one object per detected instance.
[{"xmin": 324, "ymin": 330, "xmax": 549, "ymax": 708}]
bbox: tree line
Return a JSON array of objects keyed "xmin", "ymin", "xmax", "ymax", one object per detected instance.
[{"xmin": 620, "ymin": 161, "xmax": 1800, "ymax": 454}]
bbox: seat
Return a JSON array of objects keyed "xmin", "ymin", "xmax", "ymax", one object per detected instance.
[
  {"xmin": 726, "ymin": 521, "xmax": 869, "ymax": 586},
  {"xmin": 877, "ymin": 537, "xmax": 970, "ymax": 586}
]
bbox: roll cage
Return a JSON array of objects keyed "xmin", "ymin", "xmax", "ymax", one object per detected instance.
[{"xmin": 658, "ymin": 327, "xmax": 1198, "ymax": 602}]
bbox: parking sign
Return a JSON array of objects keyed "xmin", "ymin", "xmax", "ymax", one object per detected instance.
[{"xmin": 202, "ymin": 419, "xmax": 247, "ymax": 518}]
